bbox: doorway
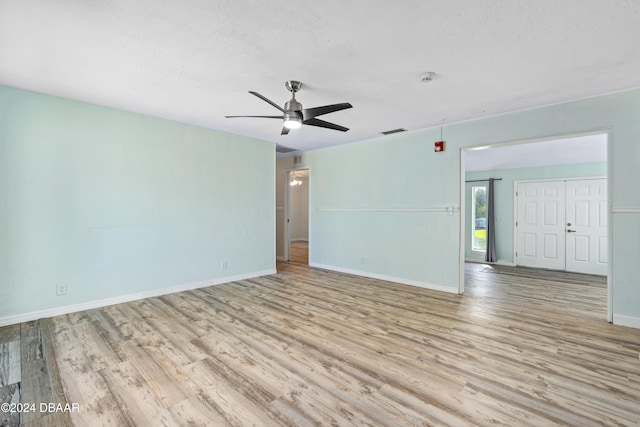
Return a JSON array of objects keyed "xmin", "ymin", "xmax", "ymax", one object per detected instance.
[
  {"xmin": 286, "ymin": 169, "xmax": 309, "ymax": 264},
  {"xmin": 516, "ymin": 178, "xmax": 607, "ymax": 275},
  {"xmin": 460, "ymin": 131, "xmax": 610, "ymax": 320}
]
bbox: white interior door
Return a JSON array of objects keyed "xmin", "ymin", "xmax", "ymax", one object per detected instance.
[
  {"xmin": 516, "ymin": 181, "xmax": 566, "ymax": 270},
  {"xmin": 516, "ymin": 178, "xmax": 607, "ymax": 274},
  {"xmin": 565, "ymin": 179, "xmax": 607, "ymax": 275}
]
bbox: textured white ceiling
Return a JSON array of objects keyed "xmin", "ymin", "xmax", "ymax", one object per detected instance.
[
  {"xmin": 465, "ymin": 133, "xmax": 608, "ymax": 172},
  {"xmin": 1, "ymin": 1, "xmax": 639, "ymax": 154}
]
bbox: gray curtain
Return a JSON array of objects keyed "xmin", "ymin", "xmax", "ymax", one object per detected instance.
[{"xmin": 484, "ymin": 178, "xmax": 497, "ymax": 263}]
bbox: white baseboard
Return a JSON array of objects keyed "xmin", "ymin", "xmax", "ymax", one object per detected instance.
[
  {"xmin": 309, "ymin": 263, "xmax": 458, "ymax": 294},
  {"xmin": 0, "ymin": 269, "xmax": 276, "ymax": 327},
  {"xmin": 464, "ymin": 259, "xmax": 515, "ymax": 267},
  {"xmin": 612, "ymin": 314, "xmax": 640, "ymax": 329}
]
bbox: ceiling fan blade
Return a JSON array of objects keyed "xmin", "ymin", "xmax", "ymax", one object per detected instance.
[
  {"xmin": 249, "ymin": 91, "xmax": 285, "ymax": 113},
  {"xmin": 281, "ymin": 127, "xmax": 290, "ymax": 135},
  {"xmin": 302, "ymin": 118, "xmax": 349, "ymax": 132},
  {"xmin": 302, "ymin": 103, "xmax": 352, "ymax": 120},
  {"xmin": 225, "ymin": 115, "xmax": 284, "ymax": 119}
]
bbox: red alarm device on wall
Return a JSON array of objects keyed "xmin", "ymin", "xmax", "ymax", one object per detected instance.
[{"xmin": 434, "ymin": 141, "xmax": 445, "ymax": 152}]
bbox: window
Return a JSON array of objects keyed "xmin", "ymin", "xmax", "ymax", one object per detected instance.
[{"xmin": 471, "ymin": 186, "xmax": 487, "ymax": 252}]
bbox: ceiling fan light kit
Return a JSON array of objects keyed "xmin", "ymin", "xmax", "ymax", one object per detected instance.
[
  {"xmin": 283, "ymin": 115, "xmax": 302, "ymax": 129},
  {"xmin": 225, "ymin": 80, "xmax": 352, "ymax": 135}
]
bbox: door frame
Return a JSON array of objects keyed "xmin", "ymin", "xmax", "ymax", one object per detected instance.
[
  {"xmin": 459, "ymin": 129, "xmax": 612, "ymax": 322},
  {"xmin": 513, "ymin": 176, "xmax": 607, "ymax": 273},
  {"xmin": 284, "ymin": 167, "xmax": 310, "ymax": 262}
]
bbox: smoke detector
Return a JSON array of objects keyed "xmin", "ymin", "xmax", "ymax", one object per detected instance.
[{"xmin": 418, "ymin": 72, "xmax": 437, "ymax": 83}]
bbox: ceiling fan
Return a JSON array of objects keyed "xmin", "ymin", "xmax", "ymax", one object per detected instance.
[{"xmin": 225, "ymin": 80, "xmax": 352, "ymax": 135}]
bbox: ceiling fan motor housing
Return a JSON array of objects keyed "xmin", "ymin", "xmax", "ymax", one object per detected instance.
[{"xmin": 284, "ymin": 99, "xmax": 302, "ymax": 114}]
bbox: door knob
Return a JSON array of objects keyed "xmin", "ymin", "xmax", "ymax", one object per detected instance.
[
  {"xmin": 567, "ymin": 229, "xmax": 576, "ymax": 233},
  {"xmin": 567, "ymin": 223, "xmax": 572, "ymax": 226}
]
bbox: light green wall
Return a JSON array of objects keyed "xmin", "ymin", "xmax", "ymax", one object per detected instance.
[
  {"xmin": 277, "ymin": 134, "xmax": 460, "ymax": 290},
  {"xmin": 464, "ymin": 162, "xmax": 607, "ymax": 264},
  {"xmin": 0, "ymin": 85, "xmax": 275, "ymax": 321},
  {"xmin": 278, "ymin": 89, "xmax": 640, "ymax": 325}
]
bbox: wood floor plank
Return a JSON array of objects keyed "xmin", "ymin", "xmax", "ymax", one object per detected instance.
[
  {"xmin": 115, "ymin": 340, "xmax": 192, "ymax": 405},
  {"xmin": 0, "ymin": 340, "xmax": 20, "ymax": 387},
  {"xmin": 20, "ymin": 321, "xmax": 43, "ymax": 364},
  {"xmin": 181, "ymin": 358, "xmax": 285, "ymax": 427},
  {"xmin": 68, "ymin": 313, "xmax": 125, "ymax": 372},
  {"xmin": 39, "ymin": 318, "xmax": 73, "ymax": 427},
  {"xmin": 0, "ymin": 383, "xmax": 19, "ymax": 427},
  {"xmin": 168, "ymin": 393, "xmax": 231, "ymax": 427},
  {"xmin": 100, "ymin": 360, "xmax": 181, "ymax": 426},
  {"xmin": 19, "ymin": 358, "xmax": 55, "ymax": 425},
  {"xmin": 0, "ymin": 324, "xmax": 20, "ymax": 344}
]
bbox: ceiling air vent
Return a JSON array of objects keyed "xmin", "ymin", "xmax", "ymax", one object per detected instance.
[
  {"xmin": 275, "ymin": 144, "xmax": 298, "ymax": 154},
  {"xmin": 381, "ymin": 128, "xmax": 407, "ymax": 136}
]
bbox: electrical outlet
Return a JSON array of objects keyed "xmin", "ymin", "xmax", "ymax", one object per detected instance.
[
  {"xmin": 221, "ymin": 260, "xmax": 228, "ymax": 270},
  {"xmin": 361, "ymin": 257, "xmax": 366, "ymax": 265},
  {"xmin": 56, "ymin": 282, "xmax": 67, "ymax": 296}
]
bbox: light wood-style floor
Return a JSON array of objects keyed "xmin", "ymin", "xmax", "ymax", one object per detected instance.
[
  {"xmin": 289, "ymin": 241, "xmax": 309, "ymax": 264},
  {"xmin": 2, "ymin": 263, "xmax": 640, "ymax": 426},
  {"xmin": 464, "ymin": 263, "xmax": 608, "ymax": 320}
]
